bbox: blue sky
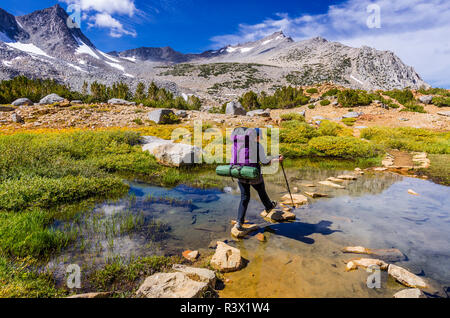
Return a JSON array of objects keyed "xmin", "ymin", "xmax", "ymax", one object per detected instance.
[{"xmin": 2, "ymin": 0, "xmax": 450, "ymax": 88}]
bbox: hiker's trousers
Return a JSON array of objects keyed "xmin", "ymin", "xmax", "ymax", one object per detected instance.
[{"xmin": 237, "ymin": 179, "xmax": 273, "ymax": 224}]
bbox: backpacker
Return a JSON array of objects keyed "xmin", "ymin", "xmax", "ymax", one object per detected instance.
[{"xmin": 215, "ymin": 128, "xmax": 260, "ymax": 180}]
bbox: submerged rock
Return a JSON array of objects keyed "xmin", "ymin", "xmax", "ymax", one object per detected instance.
[
  {"xmin": 342, "ymin": 246, "xmax": 406, "ymax": 262},
  {"xmin": 346, "ymin": 258, "xmax": 389, "ymax": 271},
  {"xmin": 408, "ymin": 189, "xmax": 419, "ymax": 196},
  {"xmin": 136, "ymin": 272, "xmax": 208, "ymax": 298},
  {"xmin": 319, "ymin": 181, "xmax": 345, "ymax": 189},
  {"xmin": 211, "ymin": 242, "xmax": 243, "ymax": 272},
  {"xmin": 327, "ymin": 177, "xmax": 346, "ymax": 183},
  {"xmin": 388, "ymin": 264, "xmax": 428, "ymax": 288},
  {"xmin": 393, "ymin": 288, "xmax": 426, "ymax": 298},
  {"xmin": 337, "ymin": 175, "xmax": 357, "ymax": 180},
  {"xmin": 256, "ymin": 233, "xmax": 266, "ymax": 242}
]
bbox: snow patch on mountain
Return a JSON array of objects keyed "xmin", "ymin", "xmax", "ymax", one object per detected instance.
[
  {"xmin": 105, "ymin": 61, "xmax": 125, "ymax": 71},
  {"xmin": 5, "ymin": 42, "xmax": 51, "ymax": 58}
]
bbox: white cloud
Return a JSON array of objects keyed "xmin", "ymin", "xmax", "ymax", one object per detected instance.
[
  {"xmin": 61, "ymin": 0, "xmax": 138, "ymax": 37},
  {"xmin": 89, "ymin": 13, "xmax": 136, "ymax": 38},
  {"xmin": 210, "ymin": 0, "xmax": 450, "ymax": 87}
]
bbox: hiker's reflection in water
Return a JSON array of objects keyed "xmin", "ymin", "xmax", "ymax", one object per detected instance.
[{"xmin": 230, "ymin": 128, "xmax": 284, "ymax": 232}]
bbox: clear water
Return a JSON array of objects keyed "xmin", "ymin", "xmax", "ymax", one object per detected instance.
[{"xmin": 49, "ymin": 167, "xmax": 450, "ymax": 297}]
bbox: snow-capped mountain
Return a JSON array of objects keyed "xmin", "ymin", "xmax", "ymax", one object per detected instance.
[{"xmin": 0, "ymin": 5, "xmax": 429, "ymax": 101}]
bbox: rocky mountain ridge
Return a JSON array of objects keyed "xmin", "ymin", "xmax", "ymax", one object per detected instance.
[{"xmin": 0, "ymin": 5, "xmax": 429, "ymax": 103}]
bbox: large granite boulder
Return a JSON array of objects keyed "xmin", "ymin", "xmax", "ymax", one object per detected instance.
[
  {"xmin": 210, "ymin": 241, "xmax": 243, "ymax": 272},
  {"xmin": 141, "ymin": 136, "xmax": 202, "ymax": 167},
  {"xmin": 147, "ymin": 109, "xmax": 178, "ymax": 124},
  {"xmin": 107, "ymin": 98, "xmax": 136, "ymax": 106},
  {"xmin": 136, "ymin": 272, "xmax": 208, "ymax": 298},
  {"xmin": 226, "ymin": 101, "xmax": 247, "ymax": 116},
  {"xmin": 39, "ymin": 94, "xmax": 64, "ymax": 105},
  {"xmin": 11, "ymin": 98, "xmax": 33, "ymax": 106},
  {"xmin": 418, "ymin": 95, "xmax": 433, "ymax": 104}
]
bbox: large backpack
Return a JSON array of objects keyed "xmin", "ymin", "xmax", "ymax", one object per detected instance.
[
  {"xmin": 230, "ymin": 127, "xmax": 260, "ymax": 167},
  {"xmin": 215, "ymin": 128, "xmax": 261, "ymax": 180}
]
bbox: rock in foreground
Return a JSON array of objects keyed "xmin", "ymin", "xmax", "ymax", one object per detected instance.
[
  {"xmin": 39, "ymin": 93, "xmax": 64, "ymax": 105},
  {"xmin": 388, "ymin": 264, "xmax": 428, "ymax": 288},
  {"xmin": 172, "ymin": 264, "xmax": 216, "ymax": 286},
  {"xmin": 147, "ymin": 109, "xmax": 178, "ymax": 124},
  {"xmin": 393, "ymin": 288, "xmax": 426, "ymax": 298},
  {"xmin": 211, "ymin": 242, "xmax": 243, "ymax": 272},
  {"xmin": 136, "ymin": 272, "xmax": 208, "ymax": 298},
  {"xmin": 226, "ymin": 101, "xmax": 247, "ymax": 115}
]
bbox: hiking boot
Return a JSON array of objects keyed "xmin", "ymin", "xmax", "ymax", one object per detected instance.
[
  {"xmin": 266, "ymin": 201, "xmax": 277, "ymax": 213},
  {"xmin": 233, "ymin": 223, "xmax": 245, "ymax": 231}
]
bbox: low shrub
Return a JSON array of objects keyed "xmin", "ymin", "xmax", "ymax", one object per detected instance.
[
  {"xmin": 280, "ymin": 143, "xmax": 312, "ymax": 158},
  {"xmin": 320, "ymin": 99, "xmax": 331, "ymax": 106},
  {"xmin": 337, "ymin": 89, "xmax": 373, "ymax": 107},
  {"xmin": 308, "ymin": 136, "xmax": 379, "ymax": 158},
  {"xmin": 401, "ymin": 102, "xmax": 426, "ymax": 113},
  {"xmin": 342, "ymin": 118, "xmax": 357, "ymax": 126},
  {"xmin": 322, "ymin": 88, "xmax": 339, "ymax": 97},
  {"xmin": 432, "ymin": 96, "xmax": 450, "ymax": 107},
  {"xmin": 280, "ymin": 113, "xmax": 305, "ymax": 122},
  {"xmin": 306, "ymin": 88, "xmax": 319, "ymax": 94},
  {"xmin": 280, "ymin": 121, "xmax": 318, "ymax": 143},
  {"xmin": 318, "ymin": 120, "xmax": 353, "ymax": 136},
  {"xmin": 384, "ymin": 89, "xmax": 414, "ymax": 105}
]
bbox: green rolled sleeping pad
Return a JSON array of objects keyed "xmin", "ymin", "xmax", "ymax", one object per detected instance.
[{"xmin": 216, "ymin": 165, "xmax": 260, "ymax": 180}]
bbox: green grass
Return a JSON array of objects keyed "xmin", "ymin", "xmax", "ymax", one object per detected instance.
[
  {"xmin": 361, "ymin": 127, "xmax": 450, "ymax": 154},
  {"xmin": 418, "ymin": 154, "xmax": 450, "ymax": 186},
  {"xmin": 342, "ymin": 118, "xmax": 357, "ymax": 126}
]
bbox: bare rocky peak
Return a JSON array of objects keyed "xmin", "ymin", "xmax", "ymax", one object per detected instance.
[
  {"xmin": 0, "ymin": 8, "xmax": 28, "ymax": 41},
  {"xmin": 113, "ymin": 46, "xmax": 190, "ymax": 63}
]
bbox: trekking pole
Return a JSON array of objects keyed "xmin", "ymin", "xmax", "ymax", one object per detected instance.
[{"xmin": 280, "ymin": 160, "xmax": 295, "ymax": 207}]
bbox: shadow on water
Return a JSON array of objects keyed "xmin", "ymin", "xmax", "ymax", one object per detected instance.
[{"xmin": 265, "ymin": 220, "xmax": 341, "ymax": 245}]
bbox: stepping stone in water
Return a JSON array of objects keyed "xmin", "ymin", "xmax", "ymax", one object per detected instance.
[
  {"xmin": 261, "ymin": 209, "xmax": 296, "ymax": 222},
  {"xmin": 280, "ymin": 193, "xmax": 308, "ymax": 206},
  {"xmin": 408, "ymin": 189, "xmax": 419, "ymax": 196},
  {"xmin": 255, "ymin": 233, "xmax": 266, "ymax": 242},
  {"xmin": 319, "ymin": 181, "xmax": 345, "ymax": 189},
  {"xmin": 337, "ymin": 175, "xmax": 357, "ymax": 180},
  {"xmin": 388, "ymin": 264, "xmax": 428, "ymax": 288},
  {"xmin": 342, "ymin": 246, "xmax": 406, "ymax": 262},
  {"xmin": 302, "ymin": 183, "xmax": 316, "ymax": 187},
  {"xmin": 231, "ymin": 223, "xmax": 259, "ymax": 238},
  {"xmin": 327, "ymin": 177, "xmax": 346, "ymax": 183},
  {"xmin": 393, "ymin": 288, "xmax": 426, "ymax": 298},
  {"xmin": 345, "ymin": 258, "xmax": 389, "ymax": 271},
  {"xmin": 305, "ymin": 191, "xmax": 328, "ymax": 198}
]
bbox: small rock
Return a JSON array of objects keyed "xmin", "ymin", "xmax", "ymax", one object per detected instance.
[
  {"xmin": 342, "ymin": 112, "xmax": 361, "ymax": 119},
  {"xmin": 319, "ymin": 181, "xmax": 345, "ymax": 189},
  {"xmin": 107, "ymin": 98, "xmax": 136, "ymax": 106},
  {"xmin": 39, "ymin": 93, "xmax": 64, "ymax": 105},
  {"xmin": 399, "ymin": 118, "xmax": 410, "ymax": 122},
  {"xmin": 327, "ymin": 177, "xmax": 346, "ymax": 183},
  {"xmin": 71, "ymin": 100, "xmax": 83, "ymax": 104},
  {"xmin": 147, "ymin": 109, "xmax": 178, "ymax": 124},
  {"xmin": 437, "ymin": 111, "xmax": 450, "ymax": 117},
  {"xmin": 11, "ymin": 113, "xmax": 24, "ymax": 124},
  {"xmin": 408, "ymin": 189, "xmax": 419, "ymax": 196},
  {"xmin": 11, "ymin": 98, "xmax": 33, "ymax": 106},
  {"xmin": 211, "ymin": 242, "xmax": 243, "ymax": 272},
  {"xmin": 388, "ymin": 264, "xmax": 428, "ymax": 288},
  {"xmin": 67, "ymin": 292, "xmax": 111, "ymax": 298},
  {"xmin": 337, "ymin": 175, "xmax": 357, "ymax": 180},
  {"xmin": 223, "ymin": 186, "xmax": 233, "ymax": 193},
  {"xmin": 255, "ymin": 233, "xmax": 266, "ymax": 242},
  {"xmin": 175, "ymin": 110, "xmax": 188, "ymax": 118},
  {"xmin": 393, "ymin": 288, "xmax": 426, "ymax": 298},
  {"xmin": 293, "ymin": 187, "xmax": 299, "ymax": 193},
  {"xmin": 346, "ymin": 261, "xmax": 357, "ymax": 271},
  {"xmin": 305, "ymin": 192, "xmax": 328, "ymax": 198},
  {"xmin": 247, "ymin": 109, "xmax": 270, "ymax": 117},
  {"xmin": 182, "ymin": 250, "xmax": 199, "ymax": 262},
  {"xmin": 352, "ymin": 258, "xmax": 389, "ymax": 270},
  {"xmin": 418, "ymin": 95, "xmax": 433, "ymax": 104},
  {"xmin": 374, "ymin": 167, "xmax": 387, "ymax": 171},
  {"xmin": 302, "ymin": 183, "xmax": 316, "ymax": 187},
  {"xmin": 342, "ymin": 246, "xmax": 371, "ymax": 254},
  {"xmin": 226, "ymin": 101, "xmax": 246, "ymax": 116}
]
